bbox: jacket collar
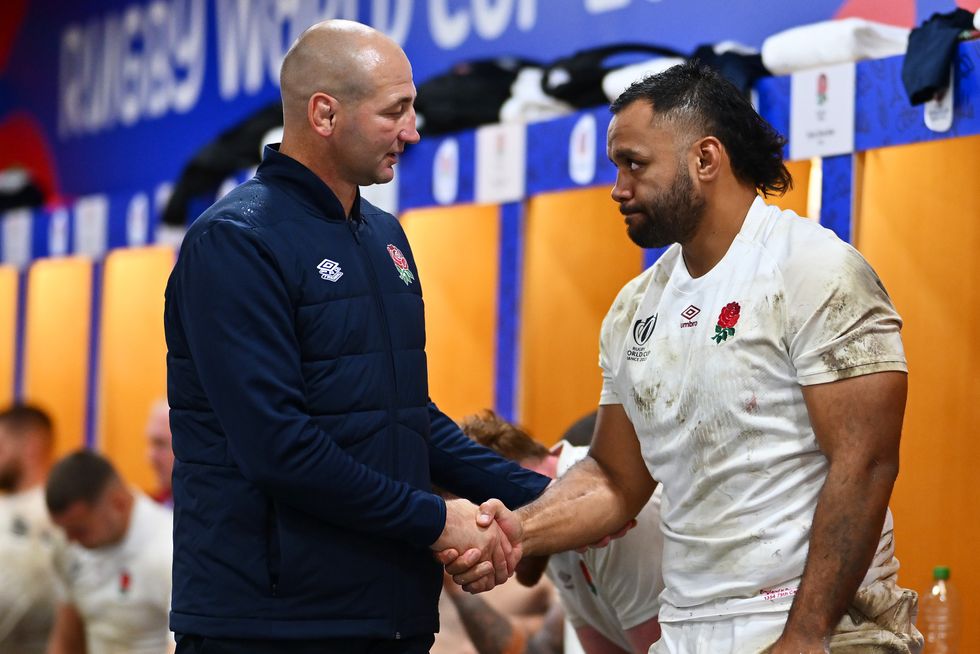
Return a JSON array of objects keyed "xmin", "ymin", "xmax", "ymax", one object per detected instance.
[{"xmin": 256, "ymin": 144, "xmax": 361, "ymax": 222}]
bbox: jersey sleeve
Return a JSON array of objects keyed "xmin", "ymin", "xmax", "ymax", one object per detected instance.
[
  {"xmin": 598, "ymin": 271, "xmax": 651, "ymax": 406},
  {"xmin": 585, "ymin": 488, "xmax": 664, "ymax": 629},
  {"xmin": 783, "ymin": 239, "xmax": 906, "ymax": 385}
]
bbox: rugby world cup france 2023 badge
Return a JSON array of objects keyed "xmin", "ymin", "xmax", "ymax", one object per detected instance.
[
  {"xmin": 626, "ymin": 314, "xmax": 657, "ymax": 362},
  {"xmin": 387, "ymin": 244, "xmax": 415, "ymax": 286}
]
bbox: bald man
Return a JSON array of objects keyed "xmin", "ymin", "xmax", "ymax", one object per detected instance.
[
  {"xmin": 145, "ymin": 399, "xmax": 174, "ymax": 507},
  {"xmin": 164, "ymin": 20, "xmax": 548, "ymax": 654}
]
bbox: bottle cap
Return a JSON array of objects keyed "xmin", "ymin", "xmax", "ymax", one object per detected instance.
[{"xmin": 933, "ymin": 566, "xmax": 950, "ymax": 580}]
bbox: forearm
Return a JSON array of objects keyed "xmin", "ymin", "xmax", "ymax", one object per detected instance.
[
  {"xmin": 46, "ymin": 605, "xmax": 86, "ymax": 654},
  {"xmin": 428, "ymin": 403, "xmax": 550, "ymax": 508},
  {"xmin": 449, "ymin": 590, "xmax": 527, "ymax": 654},
  {"xmin": 518, "ymin": 457, "xmax": 648, "ymax": 557},
  {"xmin": 783, "ymin": 459, "xmax": 898, "ymax": 640}
]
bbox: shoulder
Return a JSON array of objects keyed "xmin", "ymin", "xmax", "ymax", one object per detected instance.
[
  {"xmin": 748, "ymin": 202, "xmax": 861, "ymax": 284},
  {"xmin": 601, "ymin": 247, "xmax": 679, "ymax": 343}
]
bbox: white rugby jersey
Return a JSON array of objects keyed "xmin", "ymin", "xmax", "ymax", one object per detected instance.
[
  {"xmin": 55, "ymin": 493, "xmax": 173, "ymax": 654},
  {"xmin": 545, "ymin": 443, "xmax": 664, "ymax": 650},
  {"xmin": 599, "ymin": 197, "xmax": 905, "ymax": 621},
  {"xmin": 0, "ymin": 487, "xmax": 62, "ymax": 653}
]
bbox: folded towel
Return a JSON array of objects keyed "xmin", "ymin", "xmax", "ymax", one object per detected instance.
[
  {"xmin": 762, "ymin": 18, "xmax": 909, "ymax": 75},
  {"xmin": 499, "ymin": 67, "xmax": 575, "ymax": 124},
  {"xmin": 602, "ymin": 57, "xmax": 686, "ymax": 102}
]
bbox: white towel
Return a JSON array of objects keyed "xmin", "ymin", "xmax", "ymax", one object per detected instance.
[
  {"xmin": 499, "ymin": 67, "xmax": 575, "ymax": 124},
  {"xmin": 761, "ymin": 18, "xmax": 909, "ymax": 75},
  {"xmin": 602, "ymin": 57, "xmax": 686, "ymax": 102}
]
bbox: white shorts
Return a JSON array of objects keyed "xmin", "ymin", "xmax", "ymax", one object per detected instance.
[{"xmin": 651, "ymin": 612, "xmax": 788, "ymax": 654}]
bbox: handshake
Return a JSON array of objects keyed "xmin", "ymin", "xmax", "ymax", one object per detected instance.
[
  {"xmin": 430, "ymin": 496, "xmax": 635, "ymax": 594},
  {"xmin": 430, "ymin": 497, "xmax": 522, "ymax": 594}
]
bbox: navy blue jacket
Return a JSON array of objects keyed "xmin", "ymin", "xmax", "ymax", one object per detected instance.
[{"xmin": 164, "ymin": 146, "xmax": 548, "ymax": 640}]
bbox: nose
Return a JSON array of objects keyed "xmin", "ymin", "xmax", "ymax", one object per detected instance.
[
  {"xmin": 611, "ymin": 173, "xmax": 632, "ymax": 203},
  {"xmin": 400, "ymin": 108, "xmax": 421, "ymax": 144}
]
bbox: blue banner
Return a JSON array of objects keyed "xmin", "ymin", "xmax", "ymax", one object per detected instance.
[{"xmin": 0, "ymin": 0, "xmax": 965, "ymax": 203}]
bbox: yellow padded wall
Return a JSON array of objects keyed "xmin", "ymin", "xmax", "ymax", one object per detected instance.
[
  {"xmin": 519, "ymin": 187, "xmax": 644, "ymax": 445},
  {"xmin": 0, "ymin": 266, "xmax": 16, "ymax": 406},
  {"xmin": 780, "ymin": 159, "xmax": 811, "ymax": 217},
  {"xmin": 854, "ymin": 136, "xmax": 980, "ymax": 642},
  {"xmin": 98, "ymin": 246, "xmax": 174, "ymax": 492},
  {"xmin": 401, "ymin": 205, "xmax": 499, "ymax": 423},
  {"xmin": 23, "ymin": 257, "xmax": 92, "ymax": 459}
]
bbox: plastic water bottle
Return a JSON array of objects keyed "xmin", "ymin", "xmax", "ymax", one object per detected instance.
[{"xmin": 920, "ymin": 566, "xmax": 960, "ymax": 653}]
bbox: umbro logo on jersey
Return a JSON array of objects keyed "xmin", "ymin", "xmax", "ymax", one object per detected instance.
[
  {"xmin": 680, "ymin": 305, "xmax": 700, "ymax": 328},
  {"xmin": 317, "ymin": 258, "xmax": 343, "ymax": 282}
]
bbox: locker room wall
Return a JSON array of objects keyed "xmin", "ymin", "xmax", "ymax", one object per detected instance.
[
  {"xmin": 97, "ymin": 246, "xmax": 174, "ymax": 494},
  {"xmin": 22, "ymin": 257, "xmax": 92, "ymax": 460},
  {"xmin": 517, "ymin": 187, "xmax": 645, "ymax": 446},
  {"xmin": 401, "ymin": 204, "xmax": 500, "ymax": 424},
  {"xmin": 853, "ymin": 135, "xmax": 980, "ymax": 645},
  {"xmin": 0, "ymin": 266, "xmax": 16, "ymax": 406}
]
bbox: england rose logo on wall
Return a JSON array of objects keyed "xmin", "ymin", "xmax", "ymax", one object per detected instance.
[
  {"xmin": 387, "ymin": 244, "xmax": 415, "ymax": 286},
  {"xmin": 712, "ymin": 302, "xmax": 740, "ymax": 343}
]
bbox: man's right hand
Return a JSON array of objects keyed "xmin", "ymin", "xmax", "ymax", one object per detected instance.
[
  {"xmin": 435, "ymin": 499, "xmax": 524, "ymax": 593},
  {"xmin": 431, "ymin": 498, "xmax": 515, "ymax": 590}
]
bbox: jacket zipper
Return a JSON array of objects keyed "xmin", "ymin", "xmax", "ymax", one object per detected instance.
[{"xmin": 348, "ymin": 219, "xmax": 403, "ymax": 635}]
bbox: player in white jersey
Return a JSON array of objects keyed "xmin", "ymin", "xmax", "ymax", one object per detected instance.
[
  {"xmin": 460, "ymin": 411, "xmax": 664, "ymax": 654},
  {"xmin": 45, "ymin": 450, "xmax": 174, "ymax": 654},
  {"xmin": 446, "ymin": 63, "xmax": 922, "ymax": 654},
  {"xmin": 0, "ymin": 404, "xmax": 62, "ymax": 654}
]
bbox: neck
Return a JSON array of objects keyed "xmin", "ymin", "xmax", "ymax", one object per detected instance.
[
  {"xmin": 114, "ymin": 489, "xmax": 136, "ymax": 545},
  {"xmin": 14, "ymin": 464, "xmax": 47, "ymax": 493},
  {"xmin": 681, "ymin": 183, "xmax": 757, "ymax": 278},
  {"xmin": 279, "ymin": 135, "xmax": 357, "ymax": 216}
]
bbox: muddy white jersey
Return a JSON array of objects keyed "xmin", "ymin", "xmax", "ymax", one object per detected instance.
[
  {"xmin": 545, "ymin": 444, "xmax": 665, "ymax": 650},
  {"xmin": 598, "ymin": 197, "xmax": 906, "ymax": 622},
  {"xmin": 55, "ymin": 493, "xmax": 173, "ymax": 654},
  {"xmin": 0, "ymin": 487, "xmax": 63, "ymax": 654}
]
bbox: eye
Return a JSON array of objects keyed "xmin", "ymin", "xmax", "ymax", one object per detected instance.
[{"xmin": 628, "ymin": 160, "xmax": 642, "ymax": 172}]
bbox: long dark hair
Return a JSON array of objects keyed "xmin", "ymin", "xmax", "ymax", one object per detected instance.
[{"xmin": 611, "ymin": 62, "xmax": 792, "ymax": 197}]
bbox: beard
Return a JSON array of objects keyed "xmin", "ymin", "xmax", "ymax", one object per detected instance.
[
  {"xmin": 0, "ymin": 461, "xmax": 22, "ymax": 492},
  {"xmin": 623, "ymin": 165, "xmax": 707, "ymax": 249}
]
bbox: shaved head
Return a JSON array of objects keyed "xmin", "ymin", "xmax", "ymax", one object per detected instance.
[
  {"xmin": 277, "ymin": 19, "xmax": 419, "ymax": 213},
  {"xmin": 280, "ymin": 20, "xmax": 405, "ymax": 126}
]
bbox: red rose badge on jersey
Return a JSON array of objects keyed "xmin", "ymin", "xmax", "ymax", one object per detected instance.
[
  {"xmin": 386, "ymin": 244, "xmax": 415, "ymax": 286},
  {"xmin": 119, "ymin": 569, "xmax": 131, "ymax": 595},
  {"xmin": 712, "ymin": 302, "xmax": 740, "ymax": 343}
]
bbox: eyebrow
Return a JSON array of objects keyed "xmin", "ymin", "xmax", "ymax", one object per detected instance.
[{"xmin": 609, "ymin": 147, "xmax": 645, "ymax": 162}]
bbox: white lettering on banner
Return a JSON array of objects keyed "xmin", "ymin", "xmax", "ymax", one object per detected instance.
[
  {"xmin": 584, "ymin": 0, "xmax": 631, "ymax": 13},
  {"xmin": 429, "ymin": 0, "xmax": 536, "ymax": 49},
  {"xmin": 216, "ymin": 0, "xmax": 358, "ymax": 101},
  {"xmin": 371, "ymin": 0, "xmax": 413, "ymax": 45},
  {"xmin": 58, "ymin": 0, "xmax": 206, "ymax": 137}
]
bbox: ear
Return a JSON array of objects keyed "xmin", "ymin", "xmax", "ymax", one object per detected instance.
[
  {"xmin": 309, "ymin": 92, "xmax": 340, "ymax": 137},
  {"xmin": 692, "ymin": 136, "xmax": 723, "ymax": 183}
]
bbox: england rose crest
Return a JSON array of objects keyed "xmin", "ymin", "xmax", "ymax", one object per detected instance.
[
  {"xmin": 712, "ymin": 302, "xmax": 740, "ymax": 343},
  {"xmin": 387, "ymin": 244, "xmax": 415, "ymax": 286}
]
